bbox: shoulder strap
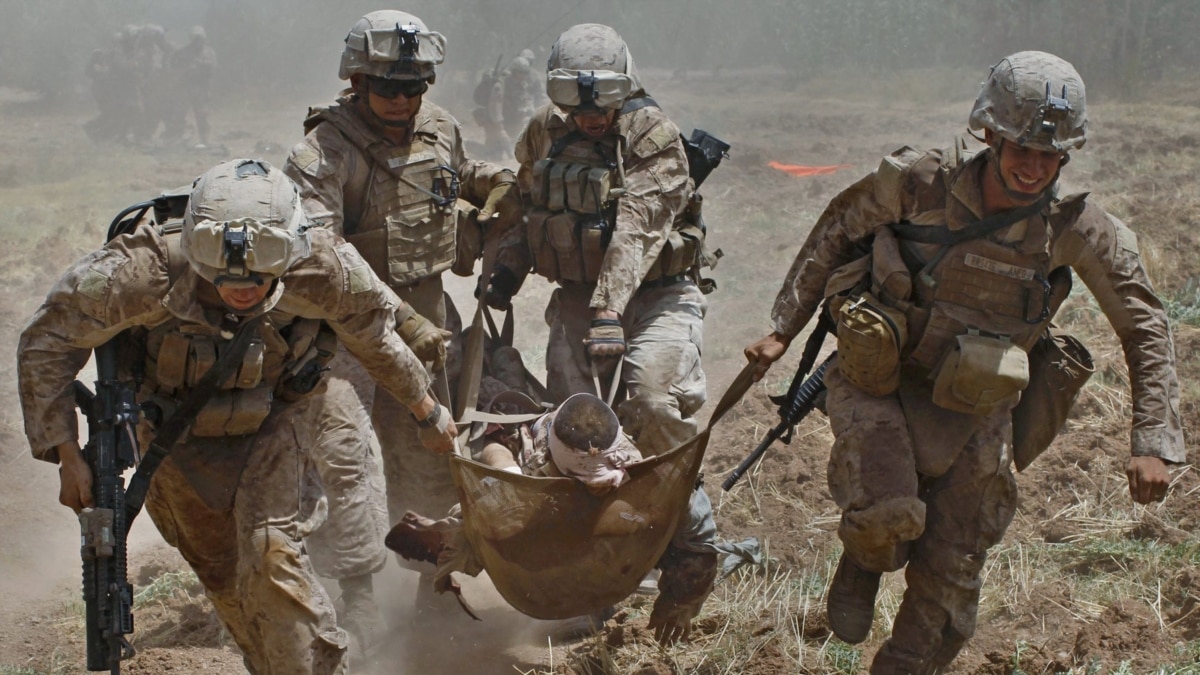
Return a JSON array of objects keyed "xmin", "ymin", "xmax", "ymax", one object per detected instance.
[
  {"xmin": 620, "ymin": 96, "xmax": 659, "ymax": 115},
  {"xmin": 123, "ymin": 316, "xmax": 265, "ymax": 526},
  {"xmin": 890, "ymin": 191, "xmax": 1053, "ymax": 246}
]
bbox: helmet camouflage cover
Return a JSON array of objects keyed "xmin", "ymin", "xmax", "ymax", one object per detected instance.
[
  {"xmin": 545, "ymin": 23, "xmax": 642, "ymax": 111},
  {"xmin": 339, "ymin": 10, "xmax": 446, "ymax": 81},
  {"xmin": 181, "ymin": 159, "xmax": 311, "ymax": 287},
  {"xmin": 969, "ymin": 50, "xmax": 1087, "ymax": 152}
]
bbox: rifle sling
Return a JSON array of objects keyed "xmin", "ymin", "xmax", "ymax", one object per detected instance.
[{"xmin": 124, "ymin": 316, "xmax": 264, "ymax": 525}]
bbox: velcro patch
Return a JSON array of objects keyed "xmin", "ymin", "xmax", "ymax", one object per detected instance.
[
  {"xmin": 347, "ymin": 263, "xmax": 374, "ymax": 294},
  {"xmin": 633, "ymin": 124, "xmax": 676, "ymax": 158},
  {"xmin": 963, "ymin": 253, "xmax": 1035, "ymax": 281},
  {"xmin": 77, "ymin": 267, "xmax": 113, "ymax": 302},
  {"xmin": 289, "ymin": 143, "xmax": 321, "ymax": 174}
]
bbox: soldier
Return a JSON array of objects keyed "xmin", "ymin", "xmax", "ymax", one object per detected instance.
[
  {"xmin": 744, "ymin": 51, "xmax": 1184, "ymax": 673},
  {"xmin": 482, "ymin": 23, "xmax": 709, "ymax": 460},
  {"xmin": 500, "ymin": 50, "xmax": 540, "ymax": 140},
  {"xmin": 18, "ymin": 158, "xmax": 456, "ymax": 674},
  {"xmin": 283, "ymin": 9, "xmax": 521, "ymax": 618},
  {"xmin": 164, "ymin": 26, "xmax": 218, "ymax": 147}
]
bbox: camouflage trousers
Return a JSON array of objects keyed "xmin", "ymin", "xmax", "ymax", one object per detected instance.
[
  {"xmin": 375, "ymin": 277, "xmax": 463, "ymax": 576},
  {"xmin": 305, "ymin": 351, "xmax": 389, "ymax": 581},
  {"xmin": 544, "ymin": 280, "xmax": 707, "ymax": 456},
  {"xmin": 144, "ymin": 394, "xmax": 347, "ymax": 675},
  {"xmin": 824, "ymin": 361, "xmax": 1018, "ymax": 674}
]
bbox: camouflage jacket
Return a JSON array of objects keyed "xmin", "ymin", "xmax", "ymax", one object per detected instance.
[
  {"xmin": 500, "ymin": 100, "xmax": 691, "ymax": 315},
  {"xmin": 18, "ymin": 225, "xmax": 430, "ymax": 463},
  {"xmin": 284, "ymin": 93, "xmax": 513, "ymax": 237},
  {"xmin": 771, "ymin": 145, "xmax": 1184, "ymax": 462}
]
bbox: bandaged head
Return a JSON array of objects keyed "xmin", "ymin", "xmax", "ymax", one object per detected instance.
[{"xmin": 547, "ymin": 393, "xmax": 630, "ymax": 490}]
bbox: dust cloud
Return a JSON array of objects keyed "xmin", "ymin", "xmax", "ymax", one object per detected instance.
[{"xmin": 1, "ymin": 1, "xmax": 1197, "ymax": 673}]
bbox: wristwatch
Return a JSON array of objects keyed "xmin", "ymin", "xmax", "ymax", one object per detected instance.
[{"xmin": 414, "ymin": 404, "xmax": 442, "ymax": 429}]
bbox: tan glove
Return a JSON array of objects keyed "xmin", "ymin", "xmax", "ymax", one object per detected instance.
[
  {"xmin": 397, "ymin": 307, "xmax": 452, "ymax": 371},
  {"xmin": 582, "ymin": 318, "xmax": 625, "ymax": 359},
  {"xmin": 477, "ymin": 177, "xmax": 522, "ymax": 238}
]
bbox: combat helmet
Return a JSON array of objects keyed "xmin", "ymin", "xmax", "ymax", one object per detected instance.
[
  {"xmin": 545, "ymin": 24, "xmax": 642, "ymax": 112},
  {"xmin": 181, "ymin": 159, "xmax": 311, "ymax": 289},
  {"xmin": 339, "ymin": 10, "xmax": 446, "ymax": 82},
  {"xmin": 969, "ymin": 51, "xmax": 1087, "ymax": 153}
]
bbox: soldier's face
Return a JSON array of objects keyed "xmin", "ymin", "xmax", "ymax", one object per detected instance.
[
  {"xmin": 992, "ymin": 136, "xmax": 1065, "ymax": 199},
  {"xmin": 216, "ymin": 282, "xmax": 271, "ymax": 311},
  {"xmin": 363, "ymin": 76, "xmax": 425, "ymax": 125},
  {"xmin": 570, "ymin": 108, "xmax": 617, "ymax": 139}
]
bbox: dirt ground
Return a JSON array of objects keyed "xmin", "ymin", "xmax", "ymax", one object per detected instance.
[{"xmin": 1, "ymin": 63, "xmax": 1198, "ymax": 674}]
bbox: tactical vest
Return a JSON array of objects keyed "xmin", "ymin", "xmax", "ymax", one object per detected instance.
[
  {"xmin": 525, "ymin": 98, "xmax": 705, "ymax": 286},
  {"xmin": 130, "ymin": 224, "xmax": 337, "ymax": 437},
  {"xmin": 307, "ymin": 102, "xmax": 459, "ymax": 288},
  {"xmin": 905, "ymin": 223, "xmax": 1055, "ymax": 371}
]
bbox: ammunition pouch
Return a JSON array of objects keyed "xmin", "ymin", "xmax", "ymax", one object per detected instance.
[
  {"xmin": 529, "ymin": 159, "xmax": 614, "ymax": 214},
  {"xmin": 1012, "ymin": 329, "xmax": 1093, "ymax": 471},
  {"xmin": 191, "ymin": 387, "xmax": 273, "ymax": 436},
  {"xmin": 836, "ymin": 292, "xmax": 907, "ymax": 396},
  {"xmin": 452, "ymin": 199, "xmax": 482, "ymax": 277},
  {"xmin": 931, "ymin": 333, "xmax": 1028, "ymax": 416}
]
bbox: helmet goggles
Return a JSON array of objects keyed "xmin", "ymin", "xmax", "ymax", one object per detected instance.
[
  {"xmin": 348, "ymin": 22, "xmax": 445, "ymax": 78},
  {"xmin": 547, "ymin": 68, "xmax": 632, "ymax": 112},
  {"xmin": 187, "ymin": 217, "xmax": 303, "ymax": 287}
]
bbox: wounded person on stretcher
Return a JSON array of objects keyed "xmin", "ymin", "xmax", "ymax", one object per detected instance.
[{"xmin": 385, "ymin": 392, "xmax": 759, "ymax": 645}]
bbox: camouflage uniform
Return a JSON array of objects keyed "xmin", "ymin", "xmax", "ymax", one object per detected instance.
[
  {"xmin": 498, "ymin": 91, "xmax": 706, "ymax": 457},
  {"xmin": 285, "ymin": 94, "xmax": 516, "ymax": 542},
  {"xmin": 18, "ymin": 222, "xmax": 432, "ymax": 674},
  {"xmin": 770, "ymin": 142, "xmax": 1184, "ymax": 671}
]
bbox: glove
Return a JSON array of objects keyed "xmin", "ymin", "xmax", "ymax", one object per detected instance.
[
  {"xmin": 648, "ymin": 595, "xmax": 703, "ymax": 646},
  {"xmin": 414, "ymin": 403, "xmax": 457, "ymax": 454},
  {"xmin": 477, "ymin": 177, "xmax": 522, "ymax": 236},
  {"xmin": 475, "ymin": 264, "xmax": 520, "ymax": 311},
  {"xmin": 396, "ymin": 308, "xmax": 452, "ymax": 371},
  {"xmin": 582, "ymin": 318, "xmax": 625, "ymax": 359}
]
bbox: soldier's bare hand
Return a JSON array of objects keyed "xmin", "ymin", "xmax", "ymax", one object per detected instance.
[
  {"xmin": 1127, "ymin": 455, "xmax": 1170, "ymax": 504},
  {"xmin": 414, "ymin": 401, "xmax": 458, "ymax": 454},
  {"xmin": 57, "ymin": 441, "xmax": 94, "ymax": 513},
  {"xmin": 744, "ymin": 332, "xmax": 792, "ymax": 382}
]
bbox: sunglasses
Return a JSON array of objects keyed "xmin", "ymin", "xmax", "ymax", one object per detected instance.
[{"xmin": 366, "ymin": 76, "xmax": 429, "ymax": 100}]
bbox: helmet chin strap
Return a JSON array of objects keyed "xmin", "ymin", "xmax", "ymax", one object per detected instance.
[{"xmin": 990, "ymin": 141, "xmax": 1064, "ymax": 206}]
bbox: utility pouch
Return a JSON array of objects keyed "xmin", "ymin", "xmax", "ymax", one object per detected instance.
[
  {"xmin": 1012, "ymin": 329, "xmax": 1093, "ymax": 471},
  {"xmin": 823, "ymin": 255, "xmax": 872, "ymax": 317},
  {"xmin": 579, "ymin": 215, "xmax": 609, "ymax": 281},
  {"xmin": 931, "ymin": 333, "xmax": 1028, "ymax": 416},
  {"xmin": 452, "ymin": 199, "xmax": 482, "ymax": 277},
  {"xmin": 836, "ymin": 291, "xmax": 907, "ymax": 396},
  {"xmin": 546, "ymin": 212, "xmax": 584, "ymax": 282},
  {"xmin": 191, "ymin": 386, "xmax": 273, "ymax": 437},
  {"xmin": 526, "ymin": 209, "xmax": 559, "ymax": 282}
]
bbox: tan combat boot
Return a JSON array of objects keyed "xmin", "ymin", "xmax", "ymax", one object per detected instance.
[{"xmin": 827, "ymin": 553, "xmax": 881, "ymax": 644}]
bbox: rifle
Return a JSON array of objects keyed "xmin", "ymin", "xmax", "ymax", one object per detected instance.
[
  {"xmin": 74, "ymin": 340, "xmax": 140, "ymax": 673},
  {"xmin": 722, "ymin": 312, "xmax": 833, "ymax": 491}
]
